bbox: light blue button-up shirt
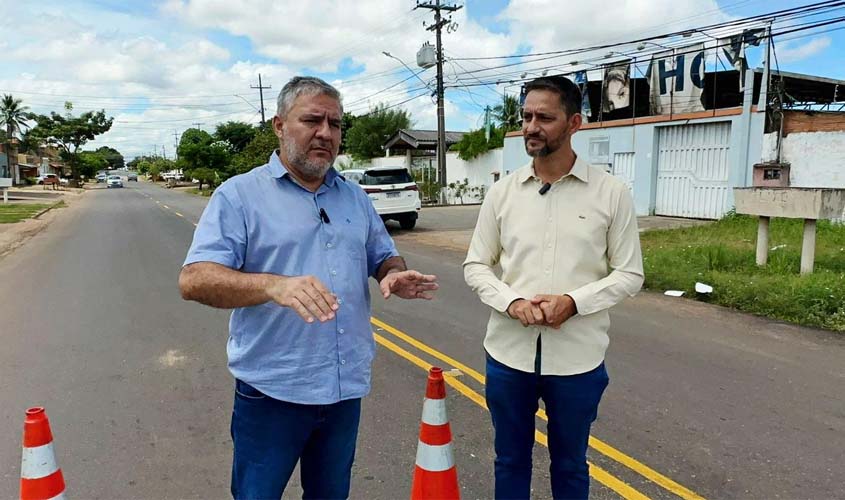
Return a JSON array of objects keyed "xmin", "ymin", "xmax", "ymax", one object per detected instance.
[{"xmin": 183, "ymin": 152, "xmax": 398, "ymax": 404}]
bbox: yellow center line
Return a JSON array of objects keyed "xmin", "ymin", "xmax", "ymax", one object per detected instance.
[
  {"xmin": 373, "ymin": 332, "xmax": 648, "ymax": 500},
  {"xmin": 174, "ymin": 212, "xmax": 184, "ymax": 218},
  {"xmin": 372, "ymin": 317, "xmax": 706, "ymax": 500},
  {"xmin": 162, "ymin": 204, "xmax": 170, "ymax": 209}
]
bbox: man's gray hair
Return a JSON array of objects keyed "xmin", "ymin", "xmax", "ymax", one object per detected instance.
[{"xmin": 276, "ymin": 76, "xmax": 343, "ymax": 118}]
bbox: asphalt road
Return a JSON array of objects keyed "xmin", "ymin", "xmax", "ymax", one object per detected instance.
[{"xmin": 0, "ymin": 181, "xmax": 843, "ymax": 499}]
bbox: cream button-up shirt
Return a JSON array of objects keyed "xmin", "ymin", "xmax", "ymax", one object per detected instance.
[{"xmin": 463, "ymin": 156, "xmax": 644, "ymax": 375}]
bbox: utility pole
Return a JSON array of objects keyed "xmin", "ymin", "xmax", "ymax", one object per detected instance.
[
  {"xmin": 173, "ymin": 130, "xmax": 180, "ymax": 159},
  {"xmin": 193, "ymin": 122, "xmax": 203, "ymax": 131},
  {"xmin": 251, "ymin": 74, "xmax": 272, "ymax": 127},
  {"xmin": 162, "ymin": 145, "xmax": 166, "ymax": 160},
  {"xmin": 416, "ymin": 0, "xmax": 461, "ymax": 203}
]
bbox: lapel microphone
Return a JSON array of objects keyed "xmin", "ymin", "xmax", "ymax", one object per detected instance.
[
  {"xmin": 538, "ymin": 183, "xmax": 551, "ymax": 195},
  {"xmin": 319, "ymin": 208, "xmax": 331, "ymax": 224}
]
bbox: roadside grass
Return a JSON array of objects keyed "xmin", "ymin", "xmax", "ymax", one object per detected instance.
[
  {"xmin": 641, "ymin": 213, "xmax": 845, "ymax": 332},
  {"xmin": 186, "ymin": 188, "xmax": 214, "ymax": 197},
  {"xmin": 0, "ymin": 202, "xmax": 65, "ymax": 224}
]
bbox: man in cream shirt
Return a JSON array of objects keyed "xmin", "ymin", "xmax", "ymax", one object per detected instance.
[{"xmin": 464, "ymin": 76, "xmax": 644, "ymax": 500}]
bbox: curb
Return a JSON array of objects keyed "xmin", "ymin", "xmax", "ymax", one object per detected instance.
[{"xmin": 33, "ymin": 201, "xmax": 66, "ymax": 220}]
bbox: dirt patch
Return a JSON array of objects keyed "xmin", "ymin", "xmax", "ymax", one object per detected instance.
[
  {"xmin": 0, "ymin": 191, "xmax": 87, "ymax": 260},
  {"xmin": 393, "ymin": 229, "xmax": 473, "ymax": 253}
]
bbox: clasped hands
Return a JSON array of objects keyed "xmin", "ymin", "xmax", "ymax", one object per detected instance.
[{"xmin": 507, "ymin": 295, "xmax": 577, "ymax": 329}]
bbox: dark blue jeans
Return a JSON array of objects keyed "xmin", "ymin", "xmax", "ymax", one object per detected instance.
[
  {"xmin": 486, "ymin": 353, "xmax": 609, "ymax": 500},
  {"xmin": 230, "ymin": 379, "xmax": 361, "ymax": 500}
]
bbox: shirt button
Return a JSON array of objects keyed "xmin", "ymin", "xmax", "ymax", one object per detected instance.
[
  {"xmin": 339, "ymin": 329, "xmax": 345, "ymax": 334},
  {"xmin": 340, "ymin": 359, "xmax": 346, "ymax": 365},
  {"xmin": 337, "ymin": 298, "xmax": 343, "ymax": 305},
  {"xmin": 547, "ymin": 243, "xmax": 552, "ymax": 248},
  {"xmin": 331, "ymin": 270, "xmax": 337, "ymax": 276},
  {"xmin": 326, "ymin": 243, "xmax": 333, "ymax": 248}
]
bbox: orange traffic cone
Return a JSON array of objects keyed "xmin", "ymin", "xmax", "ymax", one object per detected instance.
[
  {"xmin": 410, "ymin": 367, "xmax": 460, "ymax": 500},
  {"xmin": 20, "ymin": 407, "xmax": 66, "ymax": 500}
]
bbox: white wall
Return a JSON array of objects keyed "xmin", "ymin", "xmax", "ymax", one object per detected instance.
[
  {"xmin": 761, "ymin": 131, "xmax": 845, "ymax": 187},
  {"xmin": 336, "ymin": 149, "xmax": 503, "ymax": 205}
]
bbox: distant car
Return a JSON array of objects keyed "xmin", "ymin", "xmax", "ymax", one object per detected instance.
[
  {"xmin": 344, "ymin": 166, "xmax": 421, "ymax": 229},
  {"xmin": 127, "ymin": 173, "xmax": 138, "ymax": 181},
  {"xmin": 107, "ymin": 175, "xmax": 123, "ymax": 188},
  {"xmin": 59, "ymin": 177, "xmax": 69, "ymax": 186},
  {"xmin": 96, "ymin": 173, "xmax": 108, "ymax": 183},
  {"xmin": 37, "ymin": 173, "xmax": 59, "ymax": 185}
]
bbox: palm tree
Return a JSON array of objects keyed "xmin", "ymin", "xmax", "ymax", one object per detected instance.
[
  {"xmin": 492, "ymin": 93, "xmax": 521, "ymax": 132},
  {"xmin": 0, "ymin": 94, "xmax": 30, "ymax": 178}
]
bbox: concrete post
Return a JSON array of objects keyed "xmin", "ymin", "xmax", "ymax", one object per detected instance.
[
  {"xmin": 800, "ymin": 219, "xmax": 817, "ymax": 275},
  {"xmin": 2, "ymin": 188, "xmax": 7, "ymax": 204},
  {"xmin": 756, "ymin": 216, "xmax": 770, "ymax": 266}
]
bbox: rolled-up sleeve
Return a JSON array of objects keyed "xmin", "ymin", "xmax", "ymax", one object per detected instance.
[
  {"xmin": 463, "ymin": 192, "xmax": 522, "ymax": 313},
  {"xmin": 567, "ymin": 186, "xmax": 644, "ymax": 315},
  {"xmin": 183, "ymin": 187, "xmax": 247, "ymax": 270}
]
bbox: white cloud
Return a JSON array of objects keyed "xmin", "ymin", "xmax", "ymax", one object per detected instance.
[{"xmin": 775, "ymin": 36, "xmax": 831, "ymax": 64}]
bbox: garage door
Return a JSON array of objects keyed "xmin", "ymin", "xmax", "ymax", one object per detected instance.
[{"xmin": 655, "ymin": 122, "xmax": 732, "ymax": 219}]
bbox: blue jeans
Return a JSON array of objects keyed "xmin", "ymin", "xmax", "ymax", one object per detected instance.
[
  {"xmin": 485, "ymin": 352, "xmax": 609, "ymax": 500},
  {"xmin": 230, "ymin": 379, "xmax": 361, "ymax": 500}
]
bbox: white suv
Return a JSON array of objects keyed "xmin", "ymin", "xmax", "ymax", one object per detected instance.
[{"xmin": 344, "ymin": 166, "xmax": 421, "ymax": 229}]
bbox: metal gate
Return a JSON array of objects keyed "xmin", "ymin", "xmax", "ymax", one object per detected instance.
[{"xmin": 655, "ymin": 122, "xmax": 732, "ymax": 219}]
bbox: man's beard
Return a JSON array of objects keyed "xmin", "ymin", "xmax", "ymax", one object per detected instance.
[
  {"xmin": 524, "ymin": 133, "xmax": 566, "ymax": 158},
  {"xmin": 282, "ymin": 131, "xmax": 334, "ymax": 180}
]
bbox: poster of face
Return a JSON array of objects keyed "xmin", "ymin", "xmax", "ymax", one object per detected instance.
[{"xmin": 602, "ymin": 61, "xmax": 631, "ymax": 113}]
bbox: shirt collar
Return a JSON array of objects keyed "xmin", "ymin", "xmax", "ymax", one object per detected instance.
[
  {"xmin": 268, "ymin": 150, "xmax": 341, "ymax": 186},
  {"xmin": 518, "ymin": 154, "xmax": 590, "ymax": 184}
]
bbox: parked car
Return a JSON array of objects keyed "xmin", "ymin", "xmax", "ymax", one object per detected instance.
[
  {"xmin": 37, "ymin": 173, "xmax": 59, "ymax": 185},
  {"xmin": 344, "ymin": 166, "xmax": 421, "ymax": 229},
  {"xmin": 127, "ymin": 173, "xmax": 138, "ymax": 181},
  {"xmin": 96, "ymin": 173, "xmax": 108, "ymax": 183},
  {"xmin": 106, "ymin": 175, "xmax": 123, "ymax": 188}
]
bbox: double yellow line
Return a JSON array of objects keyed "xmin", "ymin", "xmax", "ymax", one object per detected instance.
[{"xmin": 371, "ymin": 316, "xmax": 706, "ymax": 500}]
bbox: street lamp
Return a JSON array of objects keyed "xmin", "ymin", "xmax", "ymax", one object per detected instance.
[{"xmin": 382, "ymin": 51, "xmax": 433, "ymax": 91}]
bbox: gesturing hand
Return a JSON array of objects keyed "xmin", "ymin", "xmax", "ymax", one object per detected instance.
[
  {"xmin": 530, "ymin": 294, "xmax": 577, "ymax": 329},
  {"xmin": 266, "ymin": 275, "xmax": 339, "ymax": 323},
  {"xmin": 380, "ymin": 270, "xmax": 439, "ymax": 300}
]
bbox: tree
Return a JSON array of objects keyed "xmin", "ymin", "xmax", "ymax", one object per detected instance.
[
  {"xmin": 78, "ymin": 151, "xmax": 109, "ymax": 178},
  {"xmin": 128, "ymin": 155, "xmax": 155, "ymax": 171},
  {"xmin": 493, "ymin": 93, "xmax": 521, "ymax": 132},
  {"xmin": 177, "ymin": 128, "xmax": 231, "ymax": 176},
  {"xmin": 345, "ymin": 103, "xmax": 411, "ymax": 161},
  {"xmin": 0, "ymin": 94, "xmax": 31, "ymax": 178},
  {"xmin": 339, "ymin": 112, "xmax": 358, "ymax": 154},
  {"xmin": 452, "ymin": 126, "xmax": 505, "ymax": 161},
  {"xmin": 95, "ymin": 146, "xmax": 125, "ymax": 170},
  {"xmin": 214, "ymin": 121, "xmax": 257, "ymax": 154},
  {"xmin": 190, "ymin": 167, "xmax": 218, "ymax": 191},
  {"xmin": 17, "ymin": 129, "xmax": 40, "ymax": 156},
  {"xmin": 29, "ymin": 106, "xmax": 113, "ymax": 179},
  {"xmin": 231, "ymin": 126, "xmax": 278, "ymax": 175}
]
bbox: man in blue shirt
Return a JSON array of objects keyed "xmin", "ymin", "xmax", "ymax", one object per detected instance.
[{"xmin": 179, "ymin": 76, "xmax": 438, "ymax": 500}]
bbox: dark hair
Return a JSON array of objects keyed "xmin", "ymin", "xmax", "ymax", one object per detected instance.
[{"xmin": 524, "ymin": 76, "xmax": 581, "ymax": 117}]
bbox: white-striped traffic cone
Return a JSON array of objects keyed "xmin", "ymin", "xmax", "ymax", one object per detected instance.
[
  {"xmin": 20, "ymin": 407, "xmax": 66, "ymax": 500},
  {"xmin": 411, "ymin": 367, "xmax": 460, "ymax": 500}
]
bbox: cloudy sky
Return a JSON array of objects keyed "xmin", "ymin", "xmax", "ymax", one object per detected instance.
[{"xmin": 2, "ymin": 0, "xmax": 841, "ymax": 159}]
